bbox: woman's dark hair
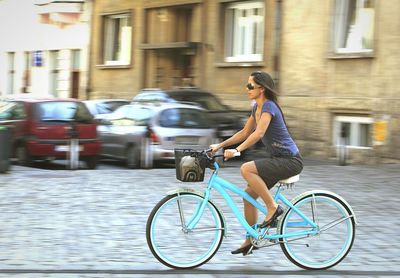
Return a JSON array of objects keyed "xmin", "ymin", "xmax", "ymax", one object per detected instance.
[
  {"xmin": 251, "ymin": 71, "xmax": 288, "ymax": 126},
  {"xmin": 250, "ymin": 71, "xmax": 278, "ymax": 102}
]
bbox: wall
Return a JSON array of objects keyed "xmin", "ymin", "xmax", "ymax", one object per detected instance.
[
  {"xmin": 279, "ymin": 0, "xmax": 400, "ymax": 162},
  {"xmin": 88, "ymin": 0, "xmax": 143, "ymax": 100},
  {"xmin": 88, "ymin": 0, "xmax": 400, "ymax": 163}
]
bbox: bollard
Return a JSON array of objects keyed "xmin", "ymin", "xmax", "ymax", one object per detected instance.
[
  {"xmin": 68, "ymin": 138, "xmax": 79, "ymax": 169},
  {"xmin": 141, "ymin": 125, "xmax": 153, "ymax": 169},
  {"xmin": 337, "ymin": 143, "xmax": 348, "ymax": 166},
  {"xmin": 338, "ymin": 126, "xmax": 349, "ymax": 166},
  {"xmin": 0, "ymin": 126, "xmax": 11, "ymax": 173},
  {"xmin": 67, "ymin": 124, "xmax": 80, "ymax": 170}
]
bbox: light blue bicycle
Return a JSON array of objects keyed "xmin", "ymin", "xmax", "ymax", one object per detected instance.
[{"xmin": 146, "ymin": 149, "xmax": 357, "ymax": 270}]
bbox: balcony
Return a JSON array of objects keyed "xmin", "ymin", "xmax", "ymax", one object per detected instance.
[{"xmin": 34, "ymin": 0, "xmax": 84, "ymax": 26}]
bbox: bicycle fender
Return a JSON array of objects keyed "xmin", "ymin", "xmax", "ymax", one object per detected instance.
[
  {"xmin": 167, "ymin": 188, "xmax": 228, "ymax": 236},
  {"xmin": 288, "ymin": 190, "xmax": 358, "ymax": 225},
  {"xmin": 167, "ymin": 187, "xmax": 203, "ymax": 197}
]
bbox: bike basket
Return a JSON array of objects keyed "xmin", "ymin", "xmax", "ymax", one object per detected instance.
[{"xmin": 175, "ymin": 149, "xmax": 207, "ymax": 182}]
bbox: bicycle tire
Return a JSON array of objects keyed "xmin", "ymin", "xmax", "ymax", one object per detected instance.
[
  {"xmin": 278, "ymin": 192, "xmax": 355, "ymax": 270},
  {"xmin": 146, "ymin": 192, "xmax": 224, "ymax": 269}
]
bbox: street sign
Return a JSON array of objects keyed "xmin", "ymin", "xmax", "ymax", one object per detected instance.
[
  {"xmin": 373, "ymin": 120, "xmax": 388, "ymax": 145},
  {"xmin": 33, "ymin": 50, "xmax": 43, "ymax": 67}
]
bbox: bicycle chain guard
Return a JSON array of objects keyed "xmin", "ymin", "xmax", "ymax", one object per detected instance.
[{"xmin": 246, "ymin": 223, "xmax": 278, "ymax": 248}]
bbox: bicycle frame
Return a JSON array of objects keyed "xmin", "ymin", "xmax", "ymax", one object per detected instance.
[{"xmin": 185, "ymin": 161, "xmax": 318, "ymax": 241}]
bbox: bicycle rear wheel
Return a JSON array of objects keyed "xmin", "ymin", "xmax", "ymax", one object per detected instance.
[
  {"xmin": 279, "ymin": 192, "xmax": 355, "ymax": 270},
  {"xmin": 146, "ymin": 192, "xmax": 224, "ymax": 269}
]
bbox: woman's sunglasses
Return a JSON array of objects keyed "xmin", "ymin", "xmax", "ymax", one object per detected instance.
[{"xmin": 246, "ymin": 83, "xmax": 261, "ymax": 90}]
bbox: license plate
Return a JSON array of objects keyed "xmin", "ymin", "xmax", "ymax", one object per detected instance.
[
  {"xmin": 175, "ymin": 136, "xmax": 199, "ymax": 145},
  {"xmin": 55, "ymin": 145, "xmax": 84, "ymax": 152}
]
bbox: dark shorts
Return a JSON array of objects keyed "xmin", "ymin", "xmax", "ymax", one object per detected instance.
[{"xmin": 254, "ymin": 153, "xmax": 303, "ymax": 189}]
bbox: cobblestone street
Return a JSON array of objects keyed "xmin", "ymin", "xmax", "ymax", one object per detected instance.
[{"xmin": 0, "ymin": 160, "xmax": 399, "ymax": 277}]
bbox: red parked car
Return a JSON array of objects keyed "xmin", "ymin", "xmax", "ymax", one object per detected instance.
[{"xmin": 0, "ymin": 96, "xmax": 101, "ymax": 168}]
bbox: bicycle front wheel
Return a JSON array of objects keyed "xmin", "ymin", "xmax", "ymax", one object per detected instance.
[
  {"xmin": 146, "ymin": 192, "xmax": 224, "ymax": 269},
  {"xmin": 279, "ymin": 192, "xmax": 356, "ymax": 270}
]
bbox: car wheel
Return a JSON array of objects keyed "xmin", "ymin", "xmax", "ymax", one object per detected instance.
[
  {"xmin": 126, "ymin": 145, "xmax": 140, "ymax": 169},
  {"xmin": 16, "ymin": 143, "xmax": 32, "ymax": 167},
  {"xmin": 84, "ymin": 156, "xmax": 98, "ymax": 169}
]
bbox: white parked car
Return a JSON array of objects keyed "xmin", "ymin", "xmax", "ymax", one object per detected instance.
[{"xmin": 97, "ymin": 102, "xmax": 216, "ymax": 168}]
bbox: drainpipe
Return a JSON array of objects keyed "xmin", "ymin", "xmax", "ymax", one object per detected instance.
[
  {"xmin": 85, "ymin": 0, "xmax": 95, "ymax": 100},
  {"xmin": 200, "ymin": 2, "xmax": 207, "ymax": 88},
  {"xmin": 272, "ymin": 0, "xmax": 282, "ymax": 89}
]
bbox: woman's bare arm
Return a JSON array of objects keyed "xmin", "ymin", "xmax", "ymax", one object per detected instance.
[
  {"xmin": 235, "ymin": 112, "xmax": 271, "ymax": 152},
  {"xmin": 211, "ymin": 115, "xmax": 255, "ymax": 150}
]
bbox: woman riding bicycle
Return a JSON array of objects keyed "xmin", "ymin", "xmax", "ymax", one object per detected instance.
[{"xmin": 210, "ymin": 71, "xmax": 303, "ymax": 255}]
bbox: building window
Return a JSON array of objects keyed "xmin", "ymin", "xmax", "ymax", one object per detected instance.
[
  {"xmin": 23, "ymin": 52, "xmax": 32, "ymax": 93},
  {"xmin": 102, "ymin": 13, "xmax": 132, "ymax": 66},
  {"xmin": 224, "ymin": 1, "xmax": 264, "ymax": 62},
  {"xmin": 49, "ymin": 50, "xmax": 60, "ymax": 97},
  {"xmin": 7, "ymin": 52, "xmax": 15, "ymax": 95},
  {"xmin": 333, "ymin": 116, "xmax": 372, "ymax": 148},
  {"xmin": 333, "ymin": 0, "xmax": 374, "ymax": 54},
  {"xmin": 72, "ymin": 49, "xmax": 81, "ymax": 70}
]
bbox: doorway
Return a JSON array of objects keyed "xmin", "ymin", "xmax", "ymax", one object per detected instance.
[{"xmin": 70, "ymin": 50, "xmax": 80, "ymax": 99}]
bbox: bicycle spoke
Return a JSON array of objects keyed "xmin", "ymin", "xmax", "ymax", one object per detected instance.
[
  {"xmin": 176, "ymin": 196, "xmax": 187, "ymax": 230},
  {"xmin": 191, "ymin": 227, "xmax": 225, "ymax": 233},
  {"xmin": 319, "ymin": 215, "xmax": 354, "ymax": 233},
  {"xmin": 311, "ymin": 194, "xmax": 318, "ymax": 224}
]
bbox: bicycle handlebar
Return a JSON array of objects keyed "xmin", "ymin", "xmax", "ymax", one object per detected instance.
[{"xmin": 202, "ymin": 148, "xmax": 240, "ymax": 161}]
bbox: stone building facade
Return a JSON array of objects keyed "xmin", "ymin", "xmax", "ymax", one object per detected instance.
[{"xmin": 88, "ymin": 0, "xmax": 399, "ymax": 163}]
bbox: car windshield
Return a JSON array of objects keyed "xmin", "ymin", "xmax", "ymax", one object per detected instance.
[
  {"xmin": 0, "ymin": 101, "xmax": 26, "ymax": 121},
  {"xmin": 108, "ymin": 106, "xmax": 154, "ymax": 126},
  {"xmin": 96, "ymin": 101, "xmax": 129, "ymax": 114},
  {"xmin": 133, "ymin": 92, "xmax": 171, "ymax": 103},
  {"xmin": 38, "ymin": 102, "xmax": 93, "ymax": 122},
  {"xmin": 0, "ymin": 101, "xmax": 15, "ymax": 115},
  {"xmin": 169, "ymin": 93, "xmax": 226, "ymax": 111},
  {"xmin": 159, "ymin": 108, "xmax": 210, "ymax": 129},
  {"xmin": 0, "ymin": 101, "xmax": 9, "ymax": 110}
]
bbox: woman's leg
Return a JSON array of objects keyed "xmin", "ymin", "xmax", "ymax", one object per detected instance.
[
  {"xmin": 239, "ymin": 187, "xmax": 258, "ymax": 247},
  {"xmin": 244, "ymin": 186, "xmax": 258, "ymax": 226},
  {"xmin": 240, "ymin": 161, "xmax": 278, "ymax": 222},
  {"xmin": 235, "ymin": 162, "xmax": 278, "ymax": 250}
]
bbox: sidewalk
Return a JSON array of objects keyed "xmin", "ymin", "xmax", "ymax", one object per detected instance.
[{"xmin": 0, "ymin": 160, "xmax": 399, "ymax": 277}]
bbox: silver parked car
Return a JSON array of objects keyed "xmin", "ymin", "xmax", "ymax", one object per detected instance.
[
  {"xmin": 83, "ymin": 99, "xmax": 130, "ymax": 119},
  {"xmin": 132, "ymin": 88, "xmax": 248, "ymax": 140},
  {"xmin": 97, "ymin": 102, "xmax": 216, "ymax": 168}
]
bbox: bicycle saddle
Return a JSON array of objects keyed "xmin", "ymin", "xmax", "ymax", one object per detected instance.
[{"xmin": 279, "ymin": 174, "xmax": 300, "ymax": 184}]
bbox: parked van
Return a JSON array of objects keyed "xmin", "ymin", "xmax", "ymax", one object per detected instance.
[{"xmin": 0, "ymin": 96, "xmax": 101, "ymax": 168}]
